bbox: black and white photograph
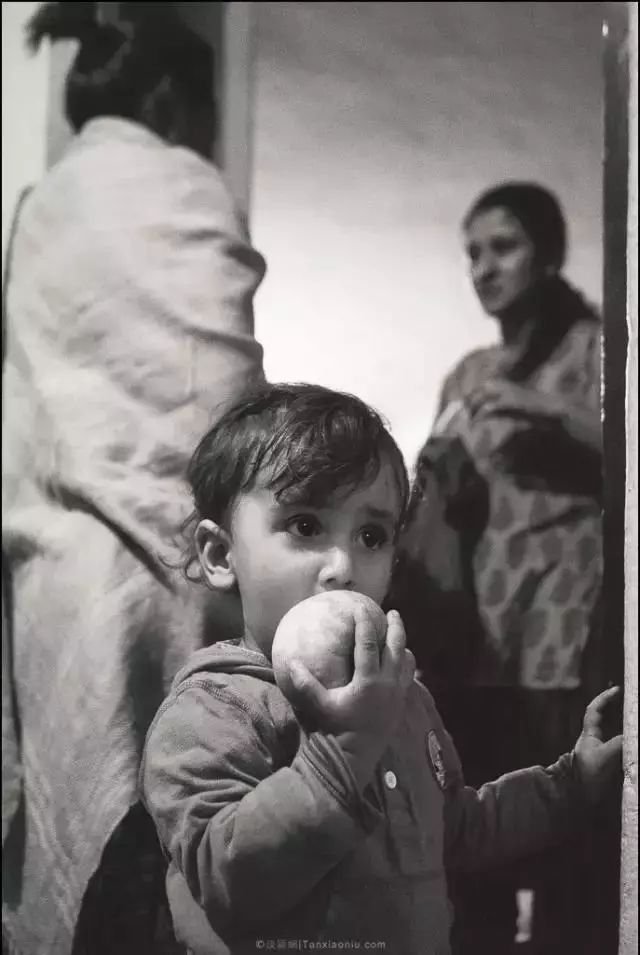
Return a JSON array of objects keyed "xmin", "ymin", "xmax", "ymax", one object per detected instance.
[{"xmin": 2, "ymin": 3, "xmax": 637, "ymax": 954}]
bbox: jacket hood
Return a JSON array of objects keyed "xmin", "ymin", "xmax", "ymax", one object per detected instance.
[{"xmin": 172, "ymin": 639, "xmax": 276, "ymax": 689}]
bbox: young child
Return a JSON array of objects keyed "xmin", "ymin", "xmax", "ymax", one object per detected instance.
[{"xmin": 141, "ymin": 382, "xmax": 622, "ymax": 955}]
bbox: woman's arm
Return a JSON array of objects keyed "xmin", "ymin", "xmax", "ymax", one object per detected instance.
[{"xmin": 468, "ymin": 381, "xmax": 602, "ymax": 454}]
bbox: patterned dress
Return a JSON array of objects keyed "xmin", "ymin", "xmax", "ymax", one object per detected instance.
[{"xmin": 434, "ymin": 317, "xmax": 602, "ymax": 690}]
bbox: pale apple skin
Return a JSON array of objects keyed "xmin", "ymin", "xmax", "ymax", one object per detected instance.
[{"xmin": 271, "ymin": 591, "xmax": 388, "ymax": 700}]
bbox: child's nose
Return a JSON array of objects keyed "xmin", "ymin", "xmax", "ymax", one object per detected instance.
[{"xmin": 318, "ymin": 545, "xmax": 355, "ymax": 591}]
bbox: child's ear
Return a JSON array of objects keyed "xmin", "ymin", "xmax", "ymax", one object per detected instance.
[{"xmin": 195, "ymin": 519, "xmax": 237, "ymax": 592}]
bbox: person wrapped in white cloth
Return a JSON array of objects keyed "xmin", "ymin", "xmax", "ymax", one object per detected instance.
[{"xmin": 1, "ymin": 4, "xmax": 266, "ymax": 953}]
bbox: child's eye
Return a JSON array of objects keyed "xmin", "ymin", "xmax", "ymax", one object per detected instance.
[
  {"xmin": 286, "ymin": 515, "xmax": 322, "ymax": 538},
  {"xmin": 359, "ymin": 525, "xmax": 389, "ymax": 550}
]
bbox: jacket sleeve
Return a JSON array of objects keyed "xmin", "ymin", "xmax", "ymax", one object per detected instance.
[
  {"xmin": 443, "ymin": 746, "xmax": 589, "ymax": 873},
  {"xmin": 140, "ymin": 682, "xmax": 383, "ymax": 933}
]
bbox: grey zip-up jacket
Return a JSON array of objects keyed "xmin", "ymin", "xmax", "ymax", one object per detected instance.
[{"xmin": 141, "ymin": 640, "xmax": 587, "ymax": 954}]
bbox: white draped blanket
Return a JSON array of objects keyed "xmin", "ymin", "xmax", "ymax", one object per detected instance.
[{"xmin": 2, "ymin": 117, "xmax": 266, "ymax": 955}]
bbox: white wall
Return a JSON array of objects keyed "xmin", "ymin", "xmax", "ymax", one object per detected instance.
[
  {"xmin": 1, "ymin": 1, "xmax": 49, "ymax": 268},
  {"xmin": 251, "ymin": 2, "xmax": 604, "ymax": 469},
  {"xmin": 2, "ymin": 1, "xmax": 605, "ymax": 473}
]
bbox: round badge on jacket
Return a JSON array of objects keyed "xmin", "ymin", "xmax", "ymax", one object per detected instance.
[{"xmin": 427, "ymin": 729, "xmax": 447, "ymax": 790}]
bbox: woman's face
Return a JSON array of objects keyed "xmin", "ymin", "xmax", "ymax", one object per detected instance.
[{"xmin": 464, "ymin": 207, "xmax": 545, "ymax": 318}]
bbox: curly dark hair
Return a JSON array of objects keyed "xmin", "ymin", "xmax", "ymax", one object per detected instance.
[{"xmin": 180, "ymin": 382, "xmax": 410, "ymax": 581}]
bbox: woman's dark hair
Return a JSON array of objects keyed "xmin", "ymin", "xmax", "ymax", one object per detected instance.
[
  {"xmin": 26, "ymin": 2, "xmax": 215, "ymax": 135},
  {"xmin": 181, "ymin": 382, "xmax": 410, "ymax": 581},
  {"xmin": 464, "ymin": 181, "xmax": 567, "ymax": 272},
  {"xmin": 464, "ymin": 180, "xmax": 600, "ymax": 381}
]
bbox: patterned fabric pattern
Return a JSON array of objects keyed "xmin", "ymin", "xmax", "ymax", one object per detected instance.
[{"xmin": 435, "ymin": 319, "xmax": 602, "ymax": 689}]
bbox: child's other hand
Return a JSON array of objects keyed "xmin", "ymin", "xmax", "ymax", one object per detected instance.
[
  {"xmin": 288, "ymin": 609, "xmax": 415, "ymax": 789},
  {"xmin": 574, "ymin": 686, "xmax": 623, "ymax": 807}
]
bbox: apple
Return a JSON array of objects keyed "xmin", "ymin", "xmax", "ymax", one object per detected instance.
[{"xmin": 271, "ymin": 590, "xmax": 388, "ymax": 699}]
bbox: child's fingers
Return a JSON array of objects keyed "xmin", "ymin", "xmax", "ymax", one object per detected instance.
[
  {"xmin": 353, "ymin": 605, "xmax": 384, "ymax": 679},
  {"xmin": 400, "ymin": 648, "xmax": 416, "ymax": 690},
  {"xmin": 596, "ymin": 685, "xmax": 621, "ymax": 702},
  {"xmin": 382, "ymin": 612, "xmax": 415, "ymax": 689},
  {"xmin": 582, "ymin": 686, "xmax": 621, "ymax": 735},
  {"xmin": 288, "ymin": 660, "xmax": 330, "ymax": 716},
  {"xmin": 590, "ymin": 735, "xmax": 624, "ymax": 782},
  {"xmin": 602, "ymin": 734, "xmax": 624, "ymax": 759},
  {"xmin": 381, "ymin": 610, "xmax": 406, "ymax": 671}
]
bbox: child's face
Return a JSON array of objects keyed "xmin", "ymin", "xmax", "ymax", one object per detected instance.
[{"xmin": 226, "ymin": 459, "xmax": 402, "ymax": 657}]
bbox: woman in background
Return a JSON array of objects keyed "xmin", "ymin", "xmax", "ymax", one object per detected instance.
[
  {"xmin": 2, "ymin": 4, "xmax": 265, "ymax": 953},
  {"xmin": 393, "ymin": 182, "xmax": 608, "ymax": 954}
]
